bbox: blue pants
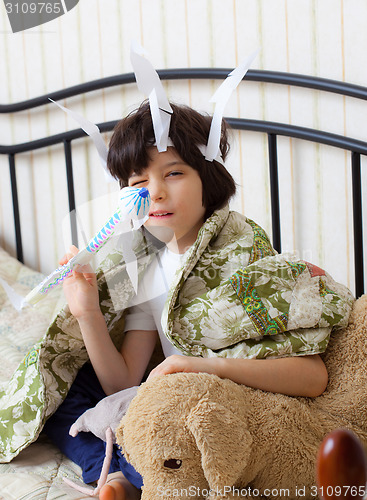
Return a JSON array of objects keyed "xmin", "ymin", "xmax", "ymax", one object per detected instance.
[{"xmin": 43, "ymin": 363, "xmax": 143, "ymax": 489}]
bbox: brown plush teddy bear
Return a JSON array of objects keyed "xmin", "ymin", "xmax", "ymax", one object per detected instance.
[{"xmin": 116, "ymin": 294, "xmax": 367, "ymax": 500}]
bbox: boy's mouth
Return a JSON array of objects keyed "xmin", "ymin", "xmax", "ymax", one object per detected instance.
[{"xmin": 149, "ymin": 211, "xmax": 173, "ymax": 218}]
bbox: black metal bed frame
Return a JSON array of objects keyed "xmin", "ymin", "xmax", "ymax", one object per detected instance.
[{"xmin": 1, "ymin": 69, "xmax": 366, "ymax": 296}]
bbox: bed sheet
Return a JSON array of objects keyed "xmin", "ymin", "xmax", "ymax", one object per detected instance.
[
  {"xmin": 0, "ymin": 434, "xmax": 94, "ymax": 499},
  {"xmin": 0, "ymin": 247, "xmax": 93, "ymax": 499}
]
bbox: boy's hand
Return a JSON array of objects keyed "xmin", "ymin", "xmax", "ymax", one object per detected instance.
[
  {"xmin": 147, "ymin": 355, "xmax": 219, "ymax": 380},
  {"xmin": 61, "ymin": 246, "xmax": 101, "ymax": 320}
]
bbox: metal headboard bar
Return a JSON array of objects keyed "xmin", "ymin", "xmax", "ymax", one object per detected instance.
[
  {"xmin": 3, "ymin": 118, "xmax": 367, "ymax": 155},
  {"xmin": 226, "ymin": 119, "xmax": 367, "ymax": 154},
  {"xmin": 268, "ymin": 134, "xmax": 281, "ymax": 253},
  {"xmin": 1, "ymin": 68, "xmax": 367, "ymax": 112},
  {"xmin": 1, "ymin": 70, "xmax": 366, "ymax": 296},
  {"xmin": 351, "ymin": 152, "xmax": 364, "ymax": 296},
  {"xmin": 8, "ymin": 153, "xmax": 23, "ymax": 264},
  {"xmin": 63, "ymin": 139, "xmax": 78, "ymax": 248}
]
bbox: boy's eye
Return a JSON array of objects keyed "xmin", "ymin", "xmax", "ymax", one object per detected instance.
[
  {"xmin": 167, "ymin": 171, "xmax": 182, "ymax": 177},
  {"xmin": 130, "ymin": 179, "xmax": 147, "ymax": 186}
]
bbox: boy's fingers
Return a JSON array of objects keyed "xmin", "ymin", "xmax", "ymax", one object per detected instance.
[
  {"xmin": 59, "ymin": 246, "xmax": 79, "ymax": 265},
  {"xmin": 59, "ymin": 254, "xmax": 73, "ymax": 266},
  {"xmin": 69, "ymin": 245, "xmax": 79, "ymax": 256},
  {"xmin": 59, "ymin": 254, "xmax": 68, "ymax": 265},
  {"xmin": 75, "ymin": 263, "xmax": 93, "ymax": 274},
  {"xmin": 84, "ymin": 274, "xmax": 97, "ymax": 285},
  {"xmin": 67, "ymin": 246, "xmax": 79, "ymax": 261},
  {"xmin": 74, "ymin": 263, "xmax": 96, "ymax": 280},
  {"xmin": 71, "ymin": 269, "xmax": 96, "ymax": 285}
]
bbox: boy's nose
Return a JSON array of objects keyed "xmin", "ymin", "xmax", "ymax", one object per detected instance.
[{"xmin": 148, "ymin": 181, "xmax": 166, "ymax": 201}]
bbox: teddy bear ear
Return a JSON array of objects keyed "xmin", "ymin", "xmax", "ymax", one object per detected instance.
[
  {"xmin": 186, "ymin": 399, "xmax": 252, "ymax": 490},
  {"xmin": 115, "ymin": 416, "xmax": 132, "ymax": 464}
]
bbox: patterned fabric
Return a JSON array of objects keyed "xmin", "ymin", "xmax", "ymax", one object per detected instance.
[
  {"xmin": 0, "ymin": 206, "xmax": 354, "ymax": 462},
  {"xmin": 246, "ymin": 218, "xmax": 277, "ymax": 264},
  {"xmin": 230, "ymin": 268, "xmax": 288, "ymax": 337},
  {"xmin": 163, "ymin": 208, "xmax": 354, "ymax": 359}
]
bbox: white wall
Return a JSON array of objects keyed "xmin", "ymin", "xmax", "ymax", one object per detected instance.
[{"xmin": 0, "ymin": 0, "xmax": 366, "ymax": 293}]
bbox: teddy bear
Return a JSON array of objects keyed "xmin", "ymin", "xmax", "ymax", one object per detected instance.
[{"xmin": 115, "ymin": 294, "xmax": 367, "ymax": 500}]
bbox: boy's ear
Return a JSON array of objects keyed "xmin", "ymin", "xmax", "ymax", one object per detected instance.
[{"xmin": 185, "ymin": 399, "xmax": 252, "ymax": 490}]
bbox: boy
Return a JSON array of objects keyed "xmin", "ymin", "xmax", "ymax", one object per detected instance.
[{"xmin": 45, "ymin": 102, "xmax": 352, "ymax": 500}]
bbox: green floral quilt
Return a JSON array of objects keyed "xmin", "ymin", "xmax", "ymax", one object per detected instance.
[{"xmin": 0, "ymin": 206, "xmax": 354, "ymax": 462}]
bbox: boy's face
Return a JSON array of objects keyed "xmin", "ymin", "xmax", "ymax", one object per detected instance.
[{"xmin": 128, "ymin": 148, "xmax": 206, "ymax": 253}]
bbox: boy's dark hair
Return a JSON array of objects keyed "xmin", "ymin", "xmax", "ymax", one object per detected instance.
[{"xmin": 107, "ymin": 101, "xmax": 236, "ymax": 219}]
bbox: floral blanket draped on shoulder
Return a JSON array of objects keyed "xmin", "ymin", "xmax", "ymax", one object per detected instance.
[{"xmin": 0, "ymin": 205, "xmax": 354, "ymax": 462}]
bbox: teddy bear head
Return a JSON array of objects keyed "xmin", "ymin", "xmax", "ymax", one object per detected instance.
[{"xmin": 116, "ymin": 372, "xmax": 253, "ymax": 499}]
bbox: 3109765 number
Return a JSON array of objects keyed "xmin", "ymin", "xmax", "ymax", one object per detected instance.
[
  {"xmin": 311, "ymin": 485, "xmax": 367, "ymax": 497},
  {"xmin": 5, "ymin": 3, "xmax": 62, "ymax": 14}
]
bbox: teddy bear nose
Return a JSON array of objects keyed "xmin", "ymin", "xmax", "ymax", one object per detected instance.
[{"xmin": 164, "ymin": 459, "xmax": 182, "ymax": 469}]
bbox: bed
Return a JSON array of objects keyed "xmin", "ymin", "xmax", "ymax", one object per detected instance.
[{"xmin": 0, "ymin": 68, "xmax": 366, "ymax": 499}]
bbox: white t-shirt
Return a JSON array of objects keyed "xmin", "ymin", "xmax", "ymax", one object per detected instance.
[{"xmin": 124, "ymin": 246, "xmax": 186, "ymax": 357}]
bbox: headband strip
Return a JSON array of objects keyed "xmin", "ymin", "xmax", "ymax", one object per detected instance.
[
  {"xmin": 49, "ymin": 99, "xmax": 115, "ymax": 183},
  {"xmin": 204, "ymin": 49, "xmax": 259, "ymax": 162},
  {"xmin": 130, "ymin": 40, "xmax": 173, "ymax": 152},
  {"xmin": 129, "ymin": 42, "xmax": 258, "ymax": 163}
]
